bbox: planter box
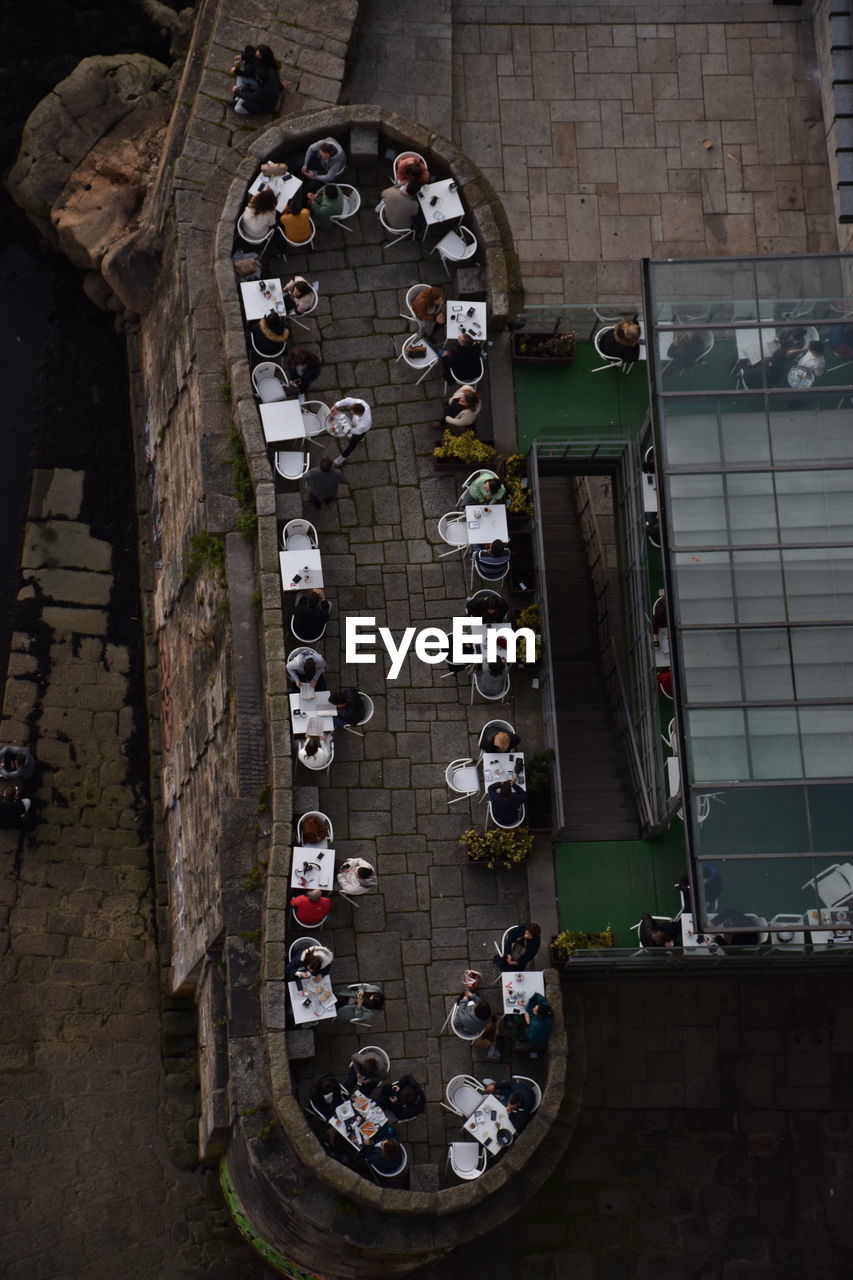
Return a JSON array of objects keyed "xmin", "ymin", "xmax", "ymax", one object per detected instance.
[
  {"xmin": 511, "ymin": 332, "xmax": 575, "ymax": 366},
  {"xmin": 509, "ymin": 530, "xmax": 535, "ymax": 596}
]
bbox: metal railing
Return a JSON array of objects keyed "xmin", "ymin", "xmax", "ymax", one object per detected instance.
[{"xmin": 527, "ymin": 452, "xmax": 564, "ymax": 831}]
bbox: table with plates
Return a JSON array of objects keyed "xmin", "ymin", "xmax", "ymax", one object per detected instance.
[
  {"xmin": 240, "ymin": 277, "xmax": 284, "ymax": 321},
  {"xmin": 679, "ymin": 911, "xmax": 719, "ymax": 953},
  {"xmin": 418, "ymin": 178, "xmax": 464, "ymax": 236},
  {"xmin": 248, "ymin": 172, "xmax": 302, "ymax": 212},
  {"xmin": 259, "ymin": 400, "xmax": 306, "ymax": 446},
  {"xmin": 463, "ymin": 1098, "xmax": 516, "ymax": 1156},
  {"xmin": 324, "ymin": 408, "xmax": 354, "ymax": 438},
  {"xmin": 279, "ymin": 548, "xmax": 323, "ymax": 592},
  {"xmin": 447, "ymin": 300, "xmax": 487, "ymax": 342},
  {"xmin": 806, "ymin": 906, "xmax": 853, "ymax": 946},
  {"xmin": 329, "ymin": 1091, "xmax": 390, "ymax": 1150},
  {"xmin": 482, "ymin": 751, "xmax": 525, "ymax": 789},
  {"xmin": 463, "ymin": 504, "xmax": 508, "ymax": 546},
  {"xmin": 287, "ymin": 973, "xmax": 336, "ymax": 1024},
  {"xmin": 500, "ymin": 970, "xmax": 538, "ymax": 1015},
  {"xmin": 290, "ymin": 845, "xmax": 335, "ymax": 890},
  {"xmin": 289, "ymin": 689, "xmax": 336, "ymax": 733}
]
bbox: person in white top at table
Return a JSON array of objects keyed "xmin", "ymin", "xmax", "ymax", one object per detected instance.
[
  {"xmin": 286, "ymin": 647, "xmax": 327, "ymax": 693},
  {"xmin": 792, "ymin": 339, "xmax": 826, "ymax": 377},
  {"xmin": 240, "ymin": 185, "xmax": 278, "ymax": 238},
  {"xmin": 337, "ymin": 857, "xmax": 377, "ymax": 895},
  {"xmin": 330, "ymin": 396, "xmax": 373, "ymax": 465},
  {"xmin": 297, "ymin": 716, "xmax": 333, "ymax": 769}
]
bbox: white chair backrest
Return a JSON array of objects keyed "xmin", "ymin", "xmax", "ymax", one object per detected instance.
[
  {"xmin": 461, "ymin": 468, "xmax": 499, "ymax": 494},
  {"xmin": 358, "ymin": 1045, "xmax": 391, "ymax": 1075},
  {"xmin": 288, "ymin": 936, "xmax": 318, "ymax": 961},
  {"xmin": 512, "ymin": 1075, "xmax": 542, "ymax": 1110},
  {"xmin": 404, "ymin": 283, "xmax": 430, "ymax": 316},
  {"xmin": 393, "ymin": 151, "xmax": 427, "ymax": 182},
  {"xmin": 283, "ymin": 518, "xmax": 318, "ymax": 549},
  {"xmin": 445, "ymin": 1074, "xmax": 485, "ymax": 1116},
  {"xmin": 291, "ymin": 904, "xmax": 325, "ymax": 930},
  {"xmin": 478, "ymin": 719, "xmax": 516, "ymax": 750},
  {"xmin": 371, "ymin": 1145, "xmax": 408, "ymax": 1178},
  {"xmin": 275, "ymin": 449, "xmax": 310, "ymax": 481},
  {"xmin": 250, "ymin": 331, "xmax": 286, "ymax": 359},
  {"xmin": 297, "ymin": 810, "xmax": 333, "ymax": 847},
  {"xmin": 355, "ymin": 693, "xmax": 374, "ymax": 727},
  {"xmin": 237, "ymin": 213, "xmax": 273, "ymax": 246},
  {"xmin": 334, "ymin": 184, "xmax": 361, "ymax": 219}
]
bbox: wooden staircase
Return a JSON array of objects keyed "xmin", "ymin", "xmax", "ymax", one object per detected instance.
[{"xmin": 538, "ymin": 474, "xmax": 641, "ymax": 841}]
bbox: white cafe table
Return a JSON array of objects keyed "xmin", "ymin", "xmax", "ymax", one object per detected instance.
[
  {"xmin": 463, "ymin": 1098, "xmax": 516, "ymax": 1156},
  {"xmin": 465, "ymin": 621, "xmax": 511, "ymax": 663},
  {"xmin": 680, "ymin": 912, "xmax": 719, "ymax": 953},
  {"xmin": 482, "ymin": 752, "xmax": 525, "ymax": 790},
  {"xmin": 240, "ymin": 278, "xmax": 284, "ymax": 321},
  {"xmin": 330, "ymin": 1093, "xmax": 389, "ymax": 1149},
  {"xmin": 279, "ymin": 548, "xmax": 323, "ymax": 592},
  {"xmin": 290, "ymin": 846, "xmax": 335, "ymax": 891},
  {"xmin": 248, "ymin": 171, "xmax": 302, "ymax": 212},
  {"xmin": 289, "ymin": 690, "xmax": 335, "ymax": 733},
  {"xmin": 464, "ymin": 504, "xmax": 508, "ymax": 546},
  {"xmin": 418, "ymin": 178, "xmax": 464, "ymax": 237},
  {"xmin": 447, "ymin": 300, "xmax": 487, "ymax": 341},
  {"xmin": 500, "ymin": 970, "xmax": 537, "ymax": 1016},
  {"xmin": 287, "ymin": 973, "xmax": 336, "ymax": 1024},
  {"xmin": 260, "ymin": 400, "xmax": 305, "ymax": 446},
  {"xmin": 806, "ymin": 907, "xmax": 853, "ymax": 947}
]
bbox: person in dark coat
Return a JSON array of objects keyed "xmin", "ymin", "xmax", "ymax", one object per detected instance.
[
  {"xmin": 487, "ymin": 779, "xmax": 526, "ymax": 827},
  {"xmin": 638, "ymin": 913, "xmax": 682, "ymax": 948},
  {"xmin": 492, "ymin": 923, "xmax": 540, "ymax": 972},
  {"xmin": 484, "ymin": 1079, "xmax": 538, "ymax": 1132},
  {"xmin": 248, "ymin": 310, "xmax": 288, "ymax": 356},
  {"xmin": 233, "ymin": 65, "xmax": 280, "ymax": 115},
  {"xmin": 329, "ymin": 688, "xmax": 364, "ymax": 729},
  {"xmin": 291, "ymin": 590, "xmax": 330, "ymax": 642},
  {"xmin": 377, "ymin": 1075, "xmax": 426, "ymax": 1121},
  {"xmin": 440, "ymin": 331, "xmax": 483, "ymax": 383},
  {"xmin": 344, "ymin": 1049, "xmax": 387, "ymax": 1099}
]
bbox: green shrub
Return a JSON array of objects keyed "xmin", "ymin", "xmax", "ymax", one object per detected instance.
[{"xmin": 460, "ymin": 827, "xmax": 533, "ymax": 870}]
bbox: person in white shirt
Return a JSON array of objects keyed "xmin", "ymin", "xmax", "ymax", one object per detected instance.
[
  {"xmin": 795, "ymin": 340, "xmax": 826, "ymax": 377},
  {"xmin": 240, "ymin": 185, "xmax": 278, "ymax": 238},
  {"xmin": 286, "ymin": 647, "xmax": 326, "ymax": 692},
  {"xmin": 330, "ymin": 396, "xmax": 373, "ymax": 464},
  {"xmin": 336, "ymin": 857, "xmax": 377, "ymax": 895},
  {"xmin": 297, "ymin": 715, "xmax": 333, "ymax": 770}
]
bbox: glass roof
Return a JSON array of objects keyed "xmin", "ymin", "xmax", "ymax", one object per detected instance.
[{"xmin": 644, "ymin": 255, "xmax": 853, "ymax": 934}]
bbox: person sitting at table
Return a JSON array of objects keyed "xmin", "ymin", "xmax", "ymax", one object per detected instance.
[
  {"xmin": 300, "ymin": 812, "xmax": 330, "ymax": 845},
  {"xmin": 328, "ymin": 687, "xmax": 364, "ymax": 729},
  {"xmin": 337, "ymin": 857, "xmax": 377, "ymax": 895},
  {"xmin": 308, "ymin": 1074, "xmax": 345, "ymax": 1120},
  {"xmin": 395, "ymin": 152, "xmax": 430, "ymax": 188},
  {"xmin": 638, "ymin": 913, "xmax": 682, "ymax": 948},
  {"xmin": 483, "ymin": 726, "xmax": 522, "ymax": 754},
  {"xmin": 286, "ymin": 940, "xmax": 334, "ymax": 979},
  {"xmin": 292, "ymin": 589, "xmax": 330, "ymax": 643},
  {"xmin": 362, "ymin": 1133, "xmax": 403, "ymax": 1175},
  {"xmin": 488, "ymin": 778, "xmax": 526, "ymax": 826},
  {"xmin": 440, "ymin": 331, "xmax": 483, "ymax": 384},
  {"xmin": 248, "ymin": 309, "xmax": 289, "ymax": 357},
  {"xmin": 463, "ymin": 472, "xmax": 506, "ymax": 506},
  {"xmin": 286, "ymin": 647, "xmax": 327, "ymax": 693},
  {"xmin": 454, "ymin": 991, "xmax": 492, "ymax": 1036},
  {"xmin": 334, "ymin": 984, "xmax": 384, "ymax": 1026},
  {"xmin": 523, "ymin": 993, "xmax": 554, "ymax": 1051},
  {"xmin": 477, "ymin": 657, "xmax": 509, "ymax": 699},
  {"xmin": 412, "ymin": 285, "xmax": 446, "ymax": 336},
  {"xmin": 291, "ymin": 888, "xmax": 332, "ymax": 928},
  {"xmin": 710, "ymin": 909, "xmax": 763, "ymax": 947},
  {"xmin": 284, "ymin": 347, "xmax": 322, "ymax": 396},
  {"xmin": 377, "ymin": 1075, "xmax": 426, "ymax": 1121},
  {"xmin": 0, "ymin": 780, "xmax": 31, "ymax": 828},
  {"xmin": 793, "ymin": 339, "xmax": 825, "ymax": 377},
  {"xmin": 830, "ymin": 322, "xmax": 853, "ymax": 360},
  {"xmin": 300, "ymin": 137, "xmax": 346, "ymax": 189},
  {"xmin": 241, "ymin": 185, "xmax": 279, "ymax": 238},
  {"xmin": 344, "ymin": 1048, "xmax": 388, "ymax": 1097},
  {"xmin": 439, "ymin": 385, "xmax": 481, "ymax": 437},
  {"xmin": 281, "ymin": 276, "xmax": 315, "ymax": 314},
  {"xmin": 297, "ymin": 718, "xmax": 333, "ymax": 770},
  {"xmin": 232, "ymin": 64, "xmax": 281, "ymax": 115},
  {"xmin": 280, "ymin": 193, "xmax": 314, "ymax": 245},
  {"xmin": 471, "ymin": 539, "xmax": 511, "ymax": 581},
  {"xmin": 702, "ymin": 863, "xmax": 723, "ymax": 912},
  {"xmin": 598, "ymin": 318, "xmax": 642, "ymax": 364},
  {"xmin": 492, "ymin": 922, "xmax": 540, "ymax": 973},
  {"xmin": 380, "ymin": 180, "xmax": 420, "ymax": 231},
  {"xmin": 307, "ymin": 182, "xmax": 344, "ymax": 229},
  {"xmin": 483, "ymin": 1079, "xmax": 538, "ymax": 1132},
  {"xmin": 666, "ymin": 330, "xmax": 706, "ymax": 371},
  {"xmin": 467, "ymin": 591, "xmax": 508, "ymax": 624}
]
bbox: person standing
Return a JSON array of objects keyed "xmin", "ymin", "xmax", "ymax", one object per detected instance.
[
  {"xmin": 305, "ymin": 457, "xmax": 344, "ymax": 509},
  {"xmin": 330, "ymin": 397, "xmax": 373, "ymax": 465}
]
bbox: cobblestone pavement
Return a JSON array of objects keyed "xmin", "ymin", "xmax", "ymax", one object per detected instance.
[{"xmin": 449, "ymin": 1, "xmax": 835, "ymax": 302}]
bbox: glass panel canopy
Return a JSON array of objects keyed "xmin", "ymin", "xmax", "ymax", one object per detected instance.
[{"xmin": 645, "ymin": 255, "xmax": 853, "ymax": 934}]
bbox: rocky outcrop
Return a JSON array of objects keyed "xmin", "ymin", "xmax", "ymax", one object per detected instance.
[{"xmin": 8, "ymin": 54, "xmax": 171, "ymax": 241}]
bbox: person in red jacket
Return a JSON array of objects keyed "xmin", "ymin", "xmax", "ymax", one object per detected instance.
[{"xmin": 291, "ymin": 888, "xmax": 331, "ymax": 927}]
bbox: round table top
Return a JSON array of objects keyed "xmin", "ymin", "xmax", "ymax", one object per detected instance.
[{"xmin": 787, "ymin": 365, "xmax": 815, "ymax": 389}]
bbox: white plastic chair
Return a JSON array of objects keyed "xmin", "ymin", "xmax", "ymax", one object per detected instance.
[
  {"xmin": 432, "ymin": 225, "xmax": 477, "ymax": 278},
  {"xmin": 447, "ymin": 1142, "xmax": 487, "ymax": 1180},
  {"xmin": 470, "ymin": 550, "xmax": 510, "ymax": 589},
  {"xmin": 492, "ymin": 926, "xmax": 515, "ymax": 966},
  {"xmin": 343, "ymin": 692, "xmax": 374, "ymax": 738},
  {"xmin": 486, "ymin": 796, "xmax": 525, "ymax": 829},
  {"xmin": 252, "ymin": 361, "xmax": 288, "ymax": 403},
  {"xmin": 275, "ymin": 449, "xmax": 310, "ymax": 481},
  {"xmin": 378, "ymin": 201, "xmax": 416, "ymax": 249},
  {"xmin": 477, "ymin": 720, "xmax": 516, "ymax": 756},
  {"xmin": 296, "ymin": 810, "xmax": 333, "ymax": 848},
  {"xmin": 802, "ymin": 863, "xmax": 853, "ymax": 908},
  {"xmin": 400, "ymin": 283, "xmax": 432, "ymax": 330},
  {"xmin": 437, "ymin": 511, "xmax": 469, "ymax": 557},
  {"xmin": 288, "ymin": 936, "xmax": 321, "ymax": 964},
  {"xmin": 279, "ymin": 218, "xmax": 317, "ymax": 256},
  {"xmin": 393, "ymin": 151, "xmax": 428, "ymax": 184},
  {"xmin": 592, "ymin": 325, "xmax": 637, "ymax": 375},
  {"xmin": 330, "ymin": 184, "xmax": 361, "ymax": 231},
  {"xmin": 301, "ymin": 400, "xmax": 330, "ymax": 441},
  {"xmin": 445, "ymin": 356, "xmax": 484, "ymax": 393},
  {"xmin": 296, "ymin": 736, "xmax": 334, "ymax": 771},
  {"xmin": 445, "ymin": 758, "xmax": 480, "ymax": 805},
  {"xmin": 511, "ymin": 1075, "xmax": 542, "ymax": 1110},
  {"xmin": 443, "ymin": 1001, "xmax": 487, "ymax": 1043},
  {"xmin": 460, "ymin": 470, "xmax": 500, "ymax": 505},
  {"xmin": 290, "ymin": 595, "xmax": 330, "ymax": 643},
  {"xmin": 287, "ymin": 281, "xmax": 320, "ymax": 333},
  {"xmin": 250, "ymin": 330, "xmax": 286, "ymax": 360},
  {"xmin": 442, "ymin": 1074, "xmax": 486, "ymax": 1117},
  {"xmin": 291, "ymin": 904, "xmax": 326, "ymax": 930},
  {"xmin": 282, "ymin": 518, "xmax": 318, "ymax": 551},
  {"xmin": 236, "ymin": 212, "xmax": 275, "ymax": 256},
  {"xmin": 369, "ymin": 1144, "xmax": 408, "ymax": 1180},
  {"xmin": 396, "ymin": 333, "xmax": 438, "ymax": 384},
  {"xmin": 356, "ymin": 1045, "xmax": 391, "ymax": 1077},
  {"xmin": 671, "ymin": 329, "xmax": 715, "ymax": 376}
]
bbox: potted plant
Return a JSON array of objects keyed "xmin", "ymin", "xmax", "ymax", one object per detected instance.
[
  {"xmin": 511, "ymin": 325, "xmax": 575, "ymax": 367},
  {"xmin": 504, "ymin": 453, "xmax": 533, "ymax": 523},
  {"xmin": 551, "ymin": 926, "xmax": 614, "ymax": 964},
  {"xmin": 525, "ymin": 746, "xmax": 553, "ymax": 829},
  {"xmin": 433, "ymin": 429, "xmax": 497, "ymax": 470},
  {"xmin": 514, "ymin": 604, "xmax": 543, "ymax": 666},
  {"xmin": 460, "ymin": 827, "xmax": 534, "ymax": 871}
]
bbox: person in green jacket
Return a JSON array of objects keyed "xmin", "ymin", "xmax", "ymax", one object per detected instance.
[
  {"xmin": 308, "ymin": 183, "xmax": 345, "ymax": 229},
  {"xmin": 523, "ymin": 993, "xmax": 554, "ymax": 1050},
  {"xmin": 462, "ymin": 471, "xmax": 506, "ymax": 507}
]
